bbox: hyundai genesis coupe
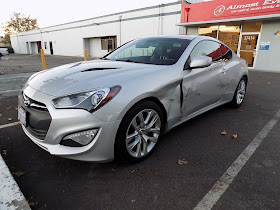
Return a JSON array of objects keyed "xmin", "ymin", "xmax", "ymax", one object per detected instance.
[{"xmin": 18, "ymin": 35, "xmax": 248, "ymax": 162}]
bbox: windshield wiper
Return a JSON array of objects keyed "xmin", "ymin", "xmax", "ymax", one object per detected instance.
[
  {"xmin": 100, "ymin": 57, "xmax": 109, "ymax": 60},
  {"xmin": 115, "ymin": 59, "xmax": 142, "ymax": 63}
]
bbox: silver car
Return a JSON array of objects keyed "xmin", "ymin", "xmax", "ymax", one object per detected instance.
[{"xmin": 18, "ymin": 35, "xmax": 248, "ymax": 162}]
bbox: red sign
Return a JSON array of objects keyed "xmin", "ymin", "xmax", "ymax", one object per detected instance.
[{"xmin": 181, "ymin": 0, "xmax": 280, "ymax": 23}]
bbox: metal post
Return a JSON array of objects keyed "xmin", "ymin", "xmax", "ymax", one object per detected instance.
[
  {"xmin": 40, "ymin": 49, "xmax": 46, "ymax": 70},
  {"xmin": 84, "ymin": 49, "xmax": 87, "ymax": 61}
]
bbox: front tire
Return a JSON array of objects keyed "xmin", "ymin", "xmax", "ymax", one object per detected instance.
[
  {"xmin": 115, "ymin": 100, "xmax": 164, "ymax": 163},
  {"xmin": 230, "ymin": 77, "xmax": 247, "ymax": 108}
]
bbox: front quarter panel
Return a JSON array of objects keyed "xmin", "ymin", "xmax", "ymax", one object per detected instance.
[{"xmin": 92, "ymin": 65, "xmax": 183, "ymax": 129}]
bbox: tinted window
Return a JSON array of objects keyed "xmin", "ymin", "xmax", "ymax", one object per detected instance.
[
  {"xmin": 220, "ymin": 44, "xmax": 232, "ymax": 61},
  {"xmin": 190, "ymin": 41, "xmax": 222, "ymax": 62}
]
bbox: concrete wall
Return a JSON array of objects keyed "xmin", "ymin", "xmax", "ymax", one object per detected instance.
[
  {"xmin": 10, "ymin": 1, "xmax": 183, "ymax": 58},
  {"xmin": 87, "ymin": 38, "xmax": 109, "ymax": 57},
  {"xmin": 255, "ymin": 21, "xmax": 280, "ymax": 71}
]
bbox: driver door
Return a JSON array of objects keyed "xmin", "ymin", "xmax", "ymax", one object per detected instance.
[{"xmin": 181, "ymin": 40, "xmax": 227, "ymax": 118}]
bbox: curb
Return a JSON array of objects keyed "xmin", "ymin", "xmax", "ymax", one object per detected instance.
[{"xmin": 0, "ymin": 154, "xmax": 30, "ymax": 210}]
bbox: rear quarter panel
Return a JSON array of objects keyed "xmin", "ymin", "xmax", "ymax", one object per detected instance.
[{"xmin": 223, "ymin": 53, "xmax": 248, "ymax": 102}]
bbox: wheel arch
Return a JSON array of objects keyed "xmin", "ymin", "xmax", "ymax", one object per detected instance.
[
  {"xmin": 139, "ymin": 97, "xmax": 168, "ymax": 126},
  {"xmin": 118, "ymin": 96, "xmax": 168, "ymax": 131},
  {"xmin": 114, "ymin": 96, "xmax": 167, "ymax": 161},
  {"xmin": 242, "ymin": 74, "xmax": 248, "ymax": 85}
]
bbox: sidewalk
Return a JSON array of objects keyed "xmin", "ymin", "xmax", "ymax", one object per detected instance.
[{"xmin": 0, "ymin": 154, "xmax": 30, "ymax": 210}]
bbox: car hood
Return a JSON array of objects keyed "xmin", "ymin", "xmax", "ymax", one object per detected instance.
[{"xmin": 28, "ymin": 60, "xmax": 166, "ymax": 97}]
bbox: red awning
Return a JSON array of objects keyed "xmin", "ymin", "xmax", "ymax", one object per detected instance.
[{"xmin": 180, "ymin": 0, "xmax": 280, "ymax": 25}]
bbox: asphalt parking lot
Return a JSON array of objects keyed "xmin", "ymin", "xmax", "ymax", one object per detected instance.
[{"xmin": 0, "ymin": 54, "xmax": 280, "ymax": 209}]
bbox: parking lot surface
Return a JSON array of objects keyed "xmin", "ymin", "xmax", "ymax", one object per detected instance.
[{"xmin": 0, "ymin": 54, "xmax": 280, "ymax": 209}]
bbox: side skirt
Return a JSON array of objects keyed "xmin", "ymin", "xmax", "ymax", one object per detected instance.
[{"xmin": 165, "ymin": 98, "xmax": 226, "ymax": 133}]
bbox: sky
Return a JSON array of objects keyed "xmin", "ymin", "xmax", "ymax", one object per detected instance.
[{"xmin": 0, "ymin": 0, "xmax": 182, "ymax": 36}]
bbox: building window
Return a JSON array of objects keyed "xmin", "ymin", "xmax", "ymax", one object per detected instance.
[
  {"xmin": 217, "ymin": 25, "xmax": 240, "ymax": 53},
  {"xmin": 199, "ymin": 25, "xmax": 240, "ymax": 53},
  {"xmin": 101, "ymin": 36, "xmax": 117, "ymax": 52},
  {"xmin": 198, "ymin": 22, "xmax": 262, "ymax": 68},
  {"xmin": 198, "ymin": 26, "xmax": 218, "ymax": 38},
  {"xmin": 101, "ymin": 38, "xmax": 108, "ymax": 50},
  {"xmin": 44, "ymin": 42, "xmax": 47, "ymax": 50},
  {"xmin": 242, "ymin": 22, "xmax": 262, "ymax": 32}
]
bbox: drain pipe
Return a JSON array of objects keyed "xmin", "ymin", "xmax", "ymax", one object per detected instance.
[
  {"xmin": 16, "ymin": 34, "xmax": 21, "ymax": 53},
  {"xmin": 119, "ymin": 15, "xmax": 122, "ymax": 46}
]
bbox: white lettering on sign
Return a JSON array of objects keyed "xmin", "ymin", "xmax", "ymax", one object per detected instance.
[
  {"xmin": 244, "ymin": 36, "xmax": 255, "ymax": 41},
  {"xmin": 214, "ymin": 0, "xmax": 280, "ymax": 16},
  {"xmin": 263, "ymin": 0, "xmax": 280, "ymax": 5},
  {"xmin": 263, "ymin": 5, "xmax": 276, "ymax": 8},
  {"xmin": 227, "ymin": 2, "xmax": 259, "ymax": 10}
]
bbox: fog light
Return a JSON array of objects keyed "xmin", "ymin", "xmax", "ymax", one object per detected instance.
[{"xmin": 61, "ymin": 129, "xmax": 98, "ymax": 147}]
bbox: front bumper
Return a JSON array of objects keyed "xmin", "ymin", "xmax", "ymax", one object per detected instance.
[{"xmin": 20, "ymin": 85, "xmax": 121, "ymax": 162}]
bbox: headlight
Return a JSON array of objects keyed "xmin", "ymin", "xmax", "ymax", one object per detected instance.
[{"xmin": 52, "ymin": 86, "xmax": 121, "ymax": 112}]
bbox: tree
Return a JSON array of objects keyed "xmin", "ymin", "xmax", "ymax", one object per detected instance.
[{"xmin": 2, "ymin": 12, "xmax": 39, "ymax": 45}]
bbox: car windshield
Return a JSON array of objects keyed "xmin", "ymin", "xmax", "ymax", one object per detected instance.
[{"xmin": 105, "ymin": 38, "xmax": 191, "ymax": 65}]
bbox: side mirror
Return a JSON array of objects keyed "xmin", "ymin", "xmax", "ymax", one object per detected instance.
[{"xmin": 190, "ymin": 56, "xmax": 212, "ymax": 69}]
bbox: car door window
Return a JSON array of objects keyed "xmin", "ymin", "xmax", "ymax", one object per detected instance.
[
  {"xmin": 190, "ymin": 40, "xmax": 222, "ymax": 62},
  {"xmin": 220, "ymin": 44, "xmax": 232, "ymax": 61}
]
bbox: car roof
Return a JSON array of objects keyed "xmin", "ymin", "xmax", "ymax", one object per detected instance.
[{"xmin": 138, "ymin": 35, "xmax": 198, "ymax": 40}]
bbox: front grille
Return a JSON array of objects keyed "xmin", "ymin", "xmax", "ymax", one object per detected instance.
[
  {"xmin": 23, "ymin": 92, "xmax": 48, "ymax": 111},
  {"xmin": 19, "ymin": 92, "xmax": 52, "ymax": 140}
]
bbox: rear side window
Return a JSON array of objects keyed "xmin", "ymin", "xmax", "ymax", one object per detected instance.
[{"xmin": 190, "ymin": 40, "xmax": 222, "ymax": 62}]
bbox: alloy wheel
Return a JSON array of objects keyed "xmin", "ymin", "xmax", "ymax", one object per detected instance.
[
  {"xmin": 125, "ymin": 109, "xmax": 161, "ymax": 158},
  {"xmin": 236, "ymin": 80, "xmax": 246, "ymax": 105}
]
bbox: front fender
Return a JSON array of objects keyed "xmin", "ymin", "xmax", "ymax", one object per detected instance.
[{"xmin": 92, "ymin": 68, "xmax": 183, "ymax": 129}]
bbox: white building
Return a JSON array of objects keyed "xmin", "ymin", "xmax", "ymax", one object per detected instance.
[
  {"xmin": 11, "ymin": 1, "xmax": 184, "ymax": 58},
  {"xmin": 10, "ymin": 0, "xmax": 280, "ymax": 72}
]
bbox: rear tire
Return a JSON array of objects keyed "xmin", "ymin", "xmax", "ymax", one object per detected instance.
[
  {"xmin": 230, "ymin": 76, "xmax": 247, "ymax": 108},
  {"xmin": 115, "ymin": 100, "xmax": 164, "ymax": 163}
]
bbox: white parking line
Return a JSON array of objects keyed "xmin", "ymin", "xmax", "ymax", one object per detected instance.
[
  {"xmin": 0, "ymin": 155, "xmax": 30, "ymax": 210},
  {"xmin": 194, "ymin": 108, "xmax": 280, "ymax": 210},
  {"xmin": 0, "ymin": 89, "xmax": 21, "ymax": 94},
  {"xmin": 0, "ymin": 122, "xmax": 21, "ymax": 129},
  {"xmin": 0, "ymin": 76, "xmax": 30, "ymax": 80}
]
